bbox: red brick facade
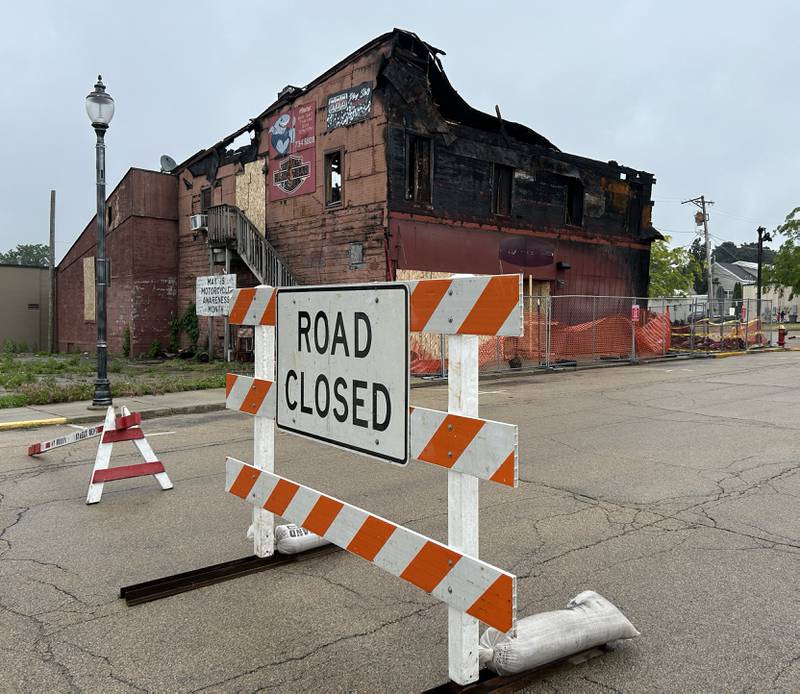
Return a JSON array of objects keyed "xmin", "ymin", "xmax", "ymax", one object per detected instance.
[
  {"xmin": 56, "ymin": 169, "xmax": 178, "ymax": 355},
  {"xmin": 57, "ymin": 30, "xmax": 657, "ymax": 356}
]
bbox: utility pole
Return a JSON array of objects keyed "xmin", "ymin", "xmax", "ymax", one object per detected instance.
[
  {"xmin": 683, "ymin": 195, "xmax": 715, "ymax": 313},
  {"xmin": 756, "ymin": 225, "xmax": 771, "ymax": 323},
  {"xmin": 48, "ymin": 190, "xmax": 56, "ymax": 353}
]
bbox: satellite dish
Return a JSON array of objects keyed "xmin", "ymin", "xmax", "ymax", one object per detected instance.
[{"xmin": 160, "ymin": 154, "xmax": 178, "ymax": 173}]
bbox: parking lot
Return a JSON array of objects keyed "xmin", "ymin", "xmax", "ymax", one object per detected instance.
[{"xmin": 1, "ymin": 353, "xmax": 798, "ymax": 692}]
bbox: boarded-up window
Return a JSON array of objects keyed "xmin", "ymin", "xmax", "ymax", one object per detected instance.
[
  {"xmin": 349, "ymin": 242, "xmax": 365, "ymax": 268},
  {"xmin": 406, "ymin": 134, "xmax": 432, "ymax": 204},
  {"xmin": 491, "ymin": 164, "xmax": 513, "ymax": 216},
  {"xmin": 83, "ymin": 256, "xmax": 96, "ymax": 321},
  {"xmin": 200, "ymin": 187, "xmax": 212, "ymax": 213}
]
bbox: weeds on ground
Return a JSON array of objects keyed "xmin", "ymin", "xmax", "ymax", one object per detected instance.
[
  {"xmin": 1, "ymin": 373, "xmax": 228, "ymax": 408},
  {"xmin": 0, "ymin": 350, "xmax": 246, "ymax": 408}
]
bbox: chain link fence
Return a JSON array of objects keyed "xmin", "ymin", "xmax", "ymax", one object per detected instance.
[{"xmin": 409, "ymin": 295, "xmax": 775, "ymax": 378}]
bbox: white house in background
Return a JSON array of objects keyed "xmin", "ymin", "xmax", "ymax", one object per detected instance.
[
  {"xmin": 713, "ymin": 260, "xmax": 757, "ymax": 296},
  {"xmin": 710, "ymin": 259, "xmax": 797, "ymax": 321},
  {"xmin": 742, "ymin": 284, "xmax": 799, "ymax": 322}
]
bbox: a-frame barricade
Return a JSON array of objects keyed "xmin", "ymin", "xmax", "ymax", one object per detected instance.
[
  {"xmin": 225, "ymin": 274, "xmax": 523, "ymax": 687},
  {"xmin": 86, "ymin": 406, "xmax": 173, "ymax": 504}
]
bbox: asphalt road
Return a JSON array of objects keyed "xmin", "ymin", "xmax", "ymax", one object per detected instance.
[{"xmin": 1, "ymin": 354, "xmax": 798, "ymax": 692}]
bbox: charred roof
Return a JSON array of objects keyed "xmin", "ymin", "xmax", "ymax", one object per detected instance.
[{"xmin": 174, "ymin": 29, "xmax": 560, "ymax": 174}]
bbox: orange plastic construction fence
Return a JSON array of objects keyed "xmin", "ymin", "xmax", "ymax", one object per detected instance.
[{"xmin": 409, "ymin": 310, "xmax": 673, "ymax": 375}]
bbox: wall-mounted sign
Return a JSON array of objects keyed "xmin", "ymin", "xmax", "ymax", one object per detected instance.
[
  {"xmin": 326, "ymin": 82, "xmax": 373, "ymax": 131},
  {"xmin": 196, "ymin": 274, "xmax": 236, "ymax": 316},
  {"xmin": 268, "ymin": 102, "xmax": 316, "ymax": 201}
]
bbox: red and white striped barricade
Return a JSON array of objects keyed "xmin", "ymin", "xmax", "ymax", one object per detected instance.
[
  {"xmin": 85, "ymin": 406, "xmax": 173, "ymax": 505},
  {"xmin": 28, "ymin": 423, "xmax": 105, "ymax": 456},
  {"xmin": 225, "ymin": 274, "xmax": 523, "ymax": 686}
]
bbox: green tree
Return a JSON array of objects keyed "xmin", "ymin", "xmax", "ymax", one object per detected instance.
[
  {"xmin": 648, "ymin": 236, "xmax": 696, "ymax": 297},
  {"xmin": 0, "ymin": 243, "xmax": 49, "ymax": 267},
  {"xmin": 688, "ymin": 237, "xmax": 708, "ymax": 294},
  {"xmin": 765, "ymin": 206, "xmax": 800, "ymax": 299},
  {"xmin": 712, "ymin": 240, "xmax": 775, "ymax": 264}
]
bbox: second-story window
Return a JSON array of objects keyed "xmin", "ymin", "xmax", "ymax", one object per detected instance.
[
  {"xmin": 565, "ymin": 178, "xmax": 584, "ymax": 227},
  {"xmin": 491, "ymin": 164, "xmax": 513, "ymax": 216},
  {"xmin": 325, "ymin": 150, "xmax": 343, "ymax": 207},
  {"xmin": 200, "ymin": 187, "xmax": 212, "ymax": 213},
  {"xmin": 406, "ymin": 134, "xmax": 432, "ymax": 204}
]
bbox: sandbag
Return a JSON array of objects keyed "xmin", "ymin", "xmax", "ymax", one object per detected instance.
[
  {"xmin": 275, "ymin": 524, "xmax": 330, "ymax": 554},
  {"xmin": 479, "ymin": 590, "xmax": 639, "ymax": 676}
]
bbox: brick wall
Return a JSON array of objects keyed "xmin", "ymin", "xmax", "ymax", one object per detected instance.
[
  {"xmin": 258, "ymin": 45, "xmax": 392, "ymax": 285},
  {"xmin": 56, "ymin": 169, "xmax": 178, "ymax": 355}
]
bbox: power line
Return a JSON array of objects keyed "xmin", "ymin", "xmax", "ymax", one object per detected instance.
[{"xmin": 682, "ymin": 196, "xmax": 714, "ymax": 307}]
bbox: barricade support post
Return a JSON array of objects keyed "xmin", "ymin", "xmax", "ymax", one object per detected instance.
[
  {"xmin": 447, "ymin": 334, "xmax": 480, "ymax": 684},
  {"xmin": 252, "ymin": 312, "xmax": 275, "ymax": 557}
]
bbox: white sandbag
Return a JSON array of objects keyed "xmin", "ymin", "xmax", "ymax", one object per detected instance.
[
  {"xmin": 479, "ymin": 590, "xmax": 639, "ymax": 676},
  {"xmin": 275, "ymin": 524, "xmax": 330, "ymax": 554}
]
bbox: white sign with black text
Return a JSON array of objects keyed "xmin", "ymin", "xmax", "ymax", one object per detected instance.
[
  {"xmin": 276, "ymin": 284, "xmax": 409, "ymax": 466},
  {"xmin": 196, "ymin": 274, "xmax": 236, "ymax": 316}
]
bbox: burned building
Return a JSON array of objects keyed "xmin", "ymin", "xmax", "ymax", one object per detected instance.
[{"xmin": 57, "ymin": 29, "xmax": 658, "ymax": 356}]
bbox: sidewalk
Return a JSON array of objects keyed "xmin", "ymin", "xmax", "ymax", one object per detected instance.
[
  {"xmin": 2, "ymin": 346, "xmax": 794, "ymax": 431},
  {"xmin": 0, "ymin": 388, "xmax": 226, "ymax": 430}
]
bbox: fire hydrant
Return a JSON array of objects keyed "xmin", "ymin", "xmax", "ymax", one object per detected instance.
[{"xmin": 778, "ymin": 324, "xmax": 787, "ymax": 347}]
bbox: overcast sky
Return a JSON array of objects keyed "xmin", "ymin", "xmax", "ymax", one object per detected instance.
[{"xmin": 2, "ymin": 1, "xmax": 798, "ymax": 263}]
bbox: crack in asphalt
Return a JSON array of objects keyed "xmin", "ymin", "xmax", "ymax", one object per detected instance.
[{"xmin": 186, "ymin": 603, "xmax": 439, "ymax": 693}]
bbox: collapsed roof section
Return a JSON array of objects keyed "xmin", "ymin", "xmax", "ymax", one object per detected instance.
[
  {"xmin": 174, "ymin": 28, "xmax": 560, "ymax": 178},
  {"xmin": 387, "ymin": 30, "xmax": 559, "ymax": 150}
]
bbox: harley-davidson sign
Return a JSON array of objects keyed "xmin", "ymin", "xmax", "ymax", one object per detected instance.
[
  {"xmin": 273, "ymin": 155, "xmax": 311, "ymax": 194},
  {"xmin": 268, "ymin": 101, "xmax": 316, "ymax": 201}
]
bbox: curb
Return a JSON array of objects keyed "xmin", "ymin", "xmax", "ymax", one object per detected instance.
[
  {"xmin": 0, "ymin": 417, "xmax": 68, "ymax": 431},
  {"xmin": 1, "ymin": 348, "xmax": 793, "ymax": 431},
  {"xmin": 0, "ymin": 403, "xmax": 226, "ymax": 432}
]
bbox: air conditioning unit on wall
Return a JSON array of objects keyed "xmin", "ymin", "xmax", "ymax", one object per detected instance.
[{"xmin": 189, "ymin": 214, "xmax": 208, "ymax": 232}]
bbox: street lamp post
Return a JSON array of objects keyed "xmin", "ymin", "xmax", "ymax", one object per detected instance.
[{"xmin": 85, "ymin": 76, "xmax": 114, "ymax": 407}]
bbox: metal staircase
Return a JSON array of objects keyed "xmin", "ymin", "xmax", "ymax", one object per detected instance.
[{"xmin": 206, "ymin": 204, "xmax": 297, "ymax": 287}]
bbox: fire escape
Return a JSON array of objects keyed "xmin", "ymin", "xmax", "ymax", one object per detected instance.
[{"xmin": 205, "ymin": 204, "xmax": 297, "ymax": 287}]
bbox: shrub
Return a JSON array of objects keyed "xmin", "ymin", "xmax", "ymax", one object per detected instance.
[
  {"xmin": 168, "ymin": 316, "xmax": 181, "ymax": 353},
  {"xmin": 147, "ymin": 340, "xmax": 162, "ymax": 359},
  {"xmin": 122, "ymin": 326, "xmax": 131, "ymax": 358}
]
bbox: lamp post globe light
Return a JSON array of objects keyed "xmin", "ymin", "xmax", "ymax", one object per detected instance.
[{"xmin": 86, "ymin": 76, "xmax": 114, "ymax": 407}]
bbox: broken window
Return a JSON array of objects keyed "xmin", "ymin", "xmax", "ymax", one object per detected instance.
[
  {"xmin": 406, "ymin": 134, "xmax": 432, "ymax": 204},
  {"xmin": 565, "ymin": 178, "xmax": 584, "ymax": 226},
  {"xmin": 200, "ymin": 187, "xmax": 212, "ymax": 213},
  {"xmin": 325, "ymin": 150, "xmax": 343, "ymax": 207},
  {"xmin": 491, "ymin": 164, "xmax": 513, "ymax": 216}
]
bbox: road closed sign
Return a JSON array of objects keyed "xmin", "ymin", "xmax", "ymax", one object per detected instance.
[{"xmin": 276, "ymin": 284, "xmax": 409, "ymax": 465}]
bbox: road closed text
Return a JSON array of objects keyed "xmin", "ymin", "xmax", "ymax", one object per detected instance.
[
  {"xmin": 284, "ymin": 311, "xmax": 392, "ymax": 431},
  {"xmin": 276, "ymin": 285, "xmax": 409, "ymax": 465}
]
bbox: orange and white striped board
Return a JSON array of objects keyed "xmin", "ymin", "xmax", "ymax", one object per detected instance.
[
  {"xmin": 225, "ymin": 375, "xmax": 518, "ymax": 487},
  {"xmin": 403, "ymin": 274, "xmax": 522, "ymax": 336},
  {"xmin": 228, "ymin": 286, "xmax": 277, "ymax": 326},
  {"xmin": 409, "ymin": 406, "xmax": 517, "ymax": 488},
  {"xmin": 225, "ymin": 373, "xmax": 276, "ymax": 417},
  {"xmin": 226, "ymin": 457, "xmax": 516, "ymax": 633},
  {"xmin": 227, "ymin": 275, "xmax": 523, "ymax": 337}
]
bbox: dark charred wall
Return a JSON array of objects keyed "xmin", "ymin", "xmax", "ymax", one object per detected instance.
[
  {"xmin": 379, "ymin": 31, "xmax": 658, "ymax": 296},
  {"xmin": 56, "ymin": 169, "xmax": 178, "ymax": 355}
]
